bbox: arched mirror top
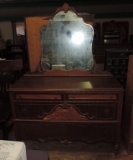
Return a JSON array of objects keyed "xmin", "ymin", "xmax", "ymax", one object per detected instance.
[
  {"xmin": 25, "ymin": 3, "xmax": 101, "ymax": 75},
  {"xmin": 39, "ymin": 3, "xmax": 94, "ymax": 71}
]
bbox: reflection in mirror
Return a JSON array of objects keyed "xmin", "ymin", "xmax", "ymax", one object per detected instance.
[
  {"xmin": 15, "ymin": 22, "xmax": 25, "ymax": 46},
  {"xmin": 40, "ymin": 8, "xmax": 94, "ymax": 71}
]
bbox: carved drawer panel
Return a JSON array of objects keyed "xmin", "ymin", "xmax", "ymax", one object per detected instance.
[
  {"xmin": 76, "ymin": 103, "xmax": 117, "ymax": 120},
  {"xmin": 14, "ymin": 102, "xmax": 55, "ymax": 119},
  {"xmin": 14, "ymin": 102, "xmax": 117, "ymax": 121}
]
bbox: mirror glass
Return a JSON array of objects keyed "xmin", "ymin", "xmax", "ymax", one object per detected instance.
[{"xmin": 40, "ymin": 10, "xmax": 94, "ymax": 70}]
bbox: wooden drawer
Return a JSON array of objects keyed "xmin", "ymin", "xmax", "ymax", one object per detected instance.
[
  {"xmin": 8, "ymin": 74, "xmax": 124, "ymax": 154},
  {"xmin": 73, "ymin": 103, "xmax": 118, "ymax": 120},
  {"xmin": 14, "ymin": 102, "xmax": 56, "ymax": 119},
  {"xmin": 15, "ymin": 93, "xmax": 62, "ymax": 100},
  {"xmin": 67, "ymin": 93, "xmax": 118, "ymax": 101},
  {"xmin": 14, "ymin": 102, "xmax": 118, "ymax": 121},
  {"xmin": 14, "ymin": 93, "xmax": 118, "ymax": 101},
  {"xmin": 14, "ymin": 121, "xmax": 116, "ymax": 143}
]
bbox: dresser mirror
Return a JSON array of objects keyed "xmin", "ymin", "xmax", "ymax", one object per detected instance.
[
  {"xmin": 25, "ymin": 3, "xmax": 97, "ymax": 73},
  {"xmin": 40, "ymin": 5, "xmax": 94, "ymax": 71}
]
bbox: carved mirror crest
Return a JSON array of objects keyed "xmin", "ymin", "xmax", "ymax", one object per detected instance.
[{"xmin": 40, "ymin": 3, "xmax": 94, "ymax": 71}]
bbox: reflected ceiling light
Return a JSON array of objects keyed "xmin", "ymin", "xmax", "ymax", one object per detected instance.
[{"xmin": 71, "ymin": 31, "xmax": 85, "ymax": 45}]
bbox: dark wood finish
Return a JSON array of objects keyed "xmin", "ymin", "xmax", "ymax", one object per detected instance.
[
  {"xmin": 102, "ymin": 21, "xmax": 129, "ymax": 43},
  {"xmin": 104, "ymin": 49, "xmax": 132, "ymax": 88},
  {"xmin": 93, "ymin": 43, "xmax": 132, "ymax": 64},
  {"xmin": 0, "ymin": 59, "xmax": 23, "ymax": 72},
  {"xmin": 122, "ymin": 55, "xmax": 133, "ymax": 154},
  {"xmin": 93, "ymin": 20, "xmax": 132, "ymax": 64},
  {"xmin": 9, "ymin": 73, "xmax": 124, "ymax": 154}
]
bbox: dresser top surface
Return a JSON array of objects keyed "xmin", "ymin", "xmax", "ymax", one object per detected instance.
[{"xmin": 9, "ymin": 74, "xmax": 124, "ymax": 92}]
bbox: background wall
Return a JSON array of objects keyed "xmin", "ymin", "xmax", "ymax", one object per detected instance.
[{"xmin": 0, "ymin": 21, "xmax": 13, "ymax": 41}]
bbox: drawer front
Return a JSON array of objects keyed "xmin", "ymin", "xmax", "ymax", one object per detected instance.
[
  {"xmin": 15, "ymin": 93, "xmax": 62, "ymax": 100},
  {"xmin": 14, "ymin": 121, "xmax": 116, "ymax": 143},
  {"xmin": 14, "ymin": 92, "xmax": 118, "ymax": 101},
  {"xmin": 14, "ymin": 102, "xmax": 118, "ymax": 121},
  {"xmin": 76, "ymin": 103, "xmax": 118, "ymax": 120},
  {"xmin": 15, "ymin": 102, "xmax": 55, "ymax": 119},
  {"xmin": 67, "ymin": 93, "xmax": 118, "ymax": 101}
]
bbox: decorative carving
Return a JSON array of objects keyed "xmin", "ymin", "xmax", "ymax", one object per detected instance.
[
  {"xmin": 43, "ymin": 103, "xmax": 88, "ymax": 121},
  {"xmin": 54, "ymin": 3, "xmax": 77, "ymax": 15}
]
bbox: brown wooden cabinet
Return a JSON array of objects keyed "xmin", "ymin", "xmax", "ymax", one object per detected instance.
[
  {"xmin": 9, "ymin": 72, "xmax": 124, "ymax": 154},
  {"xmin": 122, "ymin": 55, "xmax": 133, "ymax": 154},
  {"xmin": 93, "ymin": 20, "xmax": 132, "ymax": 64},
  {"xmin": 104, "ymin": 48, "xmax": 132, "ymax": 88},
  {"xmin": 102, "ymin": 20, "xmax": 129, "ymax": 44},
  {"xmin": 7, "ymin": 5, "xmax": 126, "ymax": 154}
]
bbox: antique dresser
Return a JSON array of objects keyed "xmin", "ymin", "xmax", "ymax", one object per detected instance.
[{"xmin": 8, "ymin": 4, "xmax": 124, "ymax": 154}]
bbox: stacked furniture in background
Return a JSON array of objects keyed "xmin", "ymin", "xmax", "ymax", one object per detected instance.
[{"xmin": 104, "ymin": 49, "xmax": 132, "ymax": 88}]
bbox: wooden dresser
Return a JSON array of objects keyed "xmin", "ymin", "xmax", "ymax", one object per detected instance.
[
  {"xmin": 9, "ymin": 72, "xmax": 124, "ymax": 154},
  {"xmin": 9, "ymin": 5, "xmax": 124, "ymax": 154}
]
